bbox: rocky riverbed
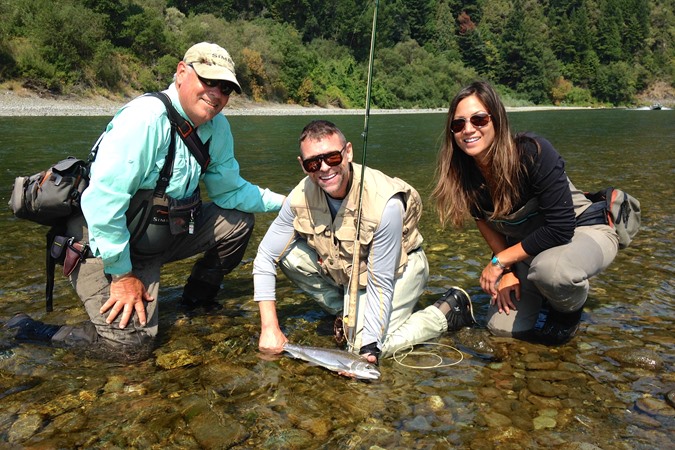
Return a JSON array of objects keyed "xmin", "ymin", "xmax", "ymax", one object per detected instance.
[
  {"xmin": 0, "ymin": 88, "xmax": 444, "ymax": 117},
  {"xmin": 0, "ymin": 88, "xmax": 582, "ymax": 117}
]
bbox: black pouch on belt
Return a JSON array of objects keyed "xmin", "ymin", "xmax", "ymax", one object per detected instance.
[
  {"xmin": 168, "ymin": 187, "xmax": 202, "ymax": 235},
  {"xmin": 575, "ymin": 201, "xmax": 609, "ymax": 227}
]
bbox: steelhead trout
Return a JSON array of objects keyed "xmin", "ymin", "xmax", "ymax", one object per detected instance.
[{"xmin": 283, "ymin": 343, "xmax": 381, "ymax": 380}]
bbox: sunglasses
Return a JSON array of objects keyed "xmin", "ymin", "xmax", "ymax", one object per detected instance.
[
  {"xmin": 449, "ymin": 113, "xmax": 492, "ymax": 134},
  {"xmin": 301, "ymin": 144, "xmax": 347, "ymax": 172},
  {"xmin": 188, "ymin": 64, "xmax": 235, "ymax": 96}
]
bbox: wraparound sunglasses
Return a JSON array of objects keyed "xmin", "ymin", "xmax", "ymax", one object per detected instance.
[
  {"xmin": 450, "ymin": 113, "xmax": 492, "ymax": 133},
  {"xmin": 301, "ymin": 144, "xmax": 347, "ymax": 172},
  {"xmin": 188, "ymin": 64, "xmax": 236, "ymax": 96}
]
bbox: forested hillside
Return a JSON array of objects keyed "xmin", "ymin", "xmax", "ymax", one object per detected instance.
[{"xmin": 0, "ymin": 0, "xmax": 672, "ymax": 107}]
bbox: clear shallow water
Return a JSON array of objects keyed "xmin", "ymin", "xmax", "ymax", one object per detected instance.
[{"xmin": 0, "ymin": 109, "xmax": 673, "ymax": 448}]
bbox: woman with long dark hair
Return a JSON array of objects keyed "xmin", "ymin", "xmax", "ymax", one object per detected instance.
[{"xmin": 432, "ymin": 81, "xmax": 618, "ymax": 344}]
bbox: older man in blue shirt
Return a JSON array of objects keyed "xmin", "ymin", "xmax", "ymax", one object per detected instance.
[{"xmin": 8, "ymin": 42, "xmax": 284, "ymax": 361}]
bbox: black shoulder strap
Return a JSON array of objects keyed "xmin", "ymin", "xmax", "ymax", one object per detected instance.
[
  {"xmin": 45, "ymin": 228, "xmax": 57, "ymax": 312},
  {"xmin": 154, "ymin": 127, "xmax": 175, "ymax": 198},
  {"xmin": 147, "ymin": 92, "xmax": 211, "ymax": 172}
]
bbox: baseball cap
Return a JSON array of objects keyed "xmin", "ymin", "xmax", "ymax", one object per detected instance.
[{"xmin": 183, "ymin": 42, "xmax": 242, "ymax": 94}]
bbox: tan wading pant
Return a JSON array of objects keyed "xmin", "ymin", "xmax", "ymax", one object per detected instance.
[
  {"xmin": 58, "ymin": 203, "xmax": 254, "ymax": 360},
  {"xmin": 279, "ymin": 240, "xmax": 448, "ymax": 358},
  {"xmin": 486, "ymin": 224, "xmax": 619, "ymax": 336}
]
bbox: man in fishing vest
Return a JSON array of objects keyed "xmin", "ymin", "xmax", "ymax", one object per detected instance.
[
  {"xmin": 7, "ymin": 42, "xmax": 285, "ymax": 361},
  {"xmin": 253, "ymin": 120, "xmax": 474, "ymax": 366}
]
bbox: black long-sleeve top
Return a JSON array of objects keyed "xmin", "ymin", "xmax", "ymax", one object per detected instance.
[{"xmin": 471, "ymin": 134, "xmax": 576, "ymax": 256}]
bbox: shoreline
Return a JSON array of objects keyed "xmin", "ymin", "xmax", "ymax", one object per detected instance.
[{"xmin": 0, "ymin": 89, "xmax": 594, "ymax": 117}]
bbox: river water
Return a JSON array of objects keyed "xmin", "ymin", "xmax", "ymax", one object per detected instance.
[{"xmin": 0, "ymin": 109, "xmax": 673, "ymax": 448}]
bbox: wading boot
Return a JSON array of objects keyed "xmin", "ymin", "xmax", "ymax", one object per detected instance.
[
  {"xmin": 180, "ymin": 276, "xmax": 222, "ymax": 310},
  {"xmin": 434, "ymin": 286, "xmax": 476, "ymax": 331},
  {"xmin": 5, "ymin": 313, "xmax": 61, "ymax": 344},
  {"xmin": 532, "ymin": 307, "xmax": 583, "ymax": 346}
]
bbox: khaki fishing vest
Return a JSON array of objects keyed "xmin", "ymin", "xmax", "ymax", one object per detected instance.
[{"xmin": 289, "ymin": 163, "xmax": 424, "ymax": 288}]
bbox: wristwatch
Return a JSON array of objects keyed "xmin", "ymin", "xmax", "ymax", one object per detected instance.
[{"xmin": 491, "ymin": 255, "xmax": 507, "ymax": 270}]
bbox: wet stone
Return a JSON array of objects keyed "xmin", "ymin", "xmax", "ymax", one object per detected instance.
[
  {"xmin": 604, "ymin": 347, "xmax": 664, "ymax": 371},
  {"xmin": 427, "ymin": 243, "xmax": 449, "ymax": 252},
  {"xmin": 44, "ymin": 410, "xmax": 87, "ymax": 434},
  {"xmin": 8, "ymin": 413, "xmax": 43, "ymax": 443},
  {"xmin": 403, "ymin": 415, "xmax": 432, "ymax": 432},
  {"xmin": 558, "ymin": 361, "xmax": 584, "ymax": 372},
  {"xmin": 480, "ymin": 410, "xmax": 512, "ymax": 427},
  {"xmin": 635, "ymin": 397, "xmax": 675, "ymax": 417},
  {"xmin": 526, "ymin": 361, "xmax": 558, "ymax": 370},
  {"xmin": 103, "ymin": 375, "xmax": 126, "ymax": 393},
  {"xmin": 485, "ymin": 426, "xmax": 533, "ymax": 446},
  {"xmin": 155, "ymin": 349, "xmax": 201, "ymax": 369},
  {"xmin": 202, "ymin": 362, "xmax": 259, "ymax": 397},
  {"xmin": 264, "ymin": 428, "xmax": 314, "ymax": 448},
  {"xmin": 36, "ymin": 393, "xmax": 82, "ymax": 417},
  {"xmin": 627, "ymin": 411, "xmax": 663, "ymax": 428},
  {"xmin": 527, "ymin": 379, "xmax": 562, "ymax": 397},
  {"xmin": 667, "ymin": 390, "xmax": 675, "ymax": 408},
  {"xmin": 188, "ymin": 409, "xmax": 248, "ymax": 448},
  {"xmin": 427, "ymin": 395, "xmax": 445, "ymax": 412},
  {"xmin": 526, "ymin": 370, "xmax": 579, "ymax": 381},
  {"xmin": 296, "ymin": 416, "xmax": 332, "ymax": 438},
  {"xmin": 533, "ymin": 414, "xmax": 557, "ymax": 430},
  {"xmin": 526, "ymin": 393, "xmax": 563, "ymax": 410}
]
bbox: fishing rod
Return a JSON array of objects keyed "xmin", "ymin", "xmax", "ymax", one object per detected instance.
[{"xmin": 346, "ymin": 0, "xmax": 379, "ymax": 352}]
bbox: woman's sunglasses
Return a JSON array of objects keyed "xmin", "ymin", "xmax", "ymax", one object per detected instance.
[
  {"xmin": 302, "ymin": 145, "xmax": 346, "ymax": 172},
  {"xmin": 449, "ymin": 113, "xmax": 492, "ymax": 134},
  {"xmin": 189, "ymin": 64, "xmax": 236, "ymax": 96}
]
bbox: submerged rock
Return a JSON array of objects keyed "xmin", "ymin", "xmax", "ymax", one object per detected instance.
[
  {"xmin": 8, "ymin": 413, "xmax": 43, "ymax": 444},
  {"xmin": 604, "ymin": 347, "xmax": 664, "ymax": 371},
  {"xmin": 635, "ymin": 397, "xmax": 675, "ymax": 417},
  {"xmin": 667, "ymin": 390, "xmax": 675, "ymax": 409},
  {"xmin": 156, "ymin": 349, "xmax": 201, "ymax": 370}
]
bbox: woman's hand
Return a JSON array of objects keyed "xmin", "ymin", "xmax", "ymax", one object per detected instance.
[
  {"xmin": 493, "ymin": 271, "xmax": 520, "ymax": 314},
  {"xmin": 480, "ymin": 263, "xmax": 503, "ymax": 298}
]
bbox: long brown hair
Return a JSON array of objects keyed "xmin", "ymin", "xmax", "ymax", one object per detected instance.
[{"xmin": 432, "ymin": 81, "xmax": 525, "ymax": 228}]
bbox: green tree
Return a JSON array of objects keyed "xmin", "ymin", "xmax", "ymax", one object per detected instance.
[
  {"xmin": 22, "ymin": 0, "xmax": 105, "ymax": 89},
  {"xmin": 592, "ymin": 60, "xmax": 637, "ymax": 103},
  {"xmin": 566, "ymin": 2, "xmax": 597, "ymax": 87},
  {"xmin": 427, "ymin": 0, "xmax": 461, "ymax": 60},
  {"xmin": 596, "ymin": 0, "xmax": 624, "ymax": 63},
  {"xmin": 120, "ymin": 8, "xmax": 172, "ymax": 60},
  {"xmin": 82, "ymin": 0, "xmax": 144, "ymax": 46},
  {"xmin": 623, "ymin": 0, "xmax": 651, "ymax": 57},
  {"xmin": 497, "ymin": 0, "xmax": 559, "ymax": 102}
]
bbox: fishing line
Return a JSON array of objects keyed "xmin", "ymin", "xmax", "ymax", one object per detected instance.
[{"xmin": 392, "ymin": 342, "xmax": 464, "ymax": 369}]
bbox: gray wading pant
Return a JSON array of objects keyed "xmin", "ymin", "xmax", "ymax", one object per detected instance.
[
  {"xmin": 486, "ymin": 224, "xmax": 619, "ymax": 336},
  {"xmin": 279, "ymin": 240, "xmax": 448, "ymax": 358},
  {"xmin": 57, "ymin": 202, "xmax": 254, "ymax": 360}
]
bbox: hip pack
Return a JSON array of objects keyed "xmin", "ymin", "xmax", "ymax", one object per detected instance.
[
  {"xmin": 9, "ymin": 151, "xmax": 97, "ymax": 227},
  {"xmin": 576, "ymin": 187, "xmax": 641, "ymax": 249}
]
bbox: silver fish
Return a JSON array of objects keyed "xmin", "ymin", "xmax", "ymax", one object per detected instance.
[{"xmin": 283, "ymin": 343, "xmax": 381, "ymax": 380}]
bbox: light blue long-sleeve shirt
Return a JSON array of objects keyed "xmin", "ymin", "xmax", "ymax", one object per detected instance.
[{"xmin": 81, "ymin": 84, "xmax": 284, "ymax": 275}]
